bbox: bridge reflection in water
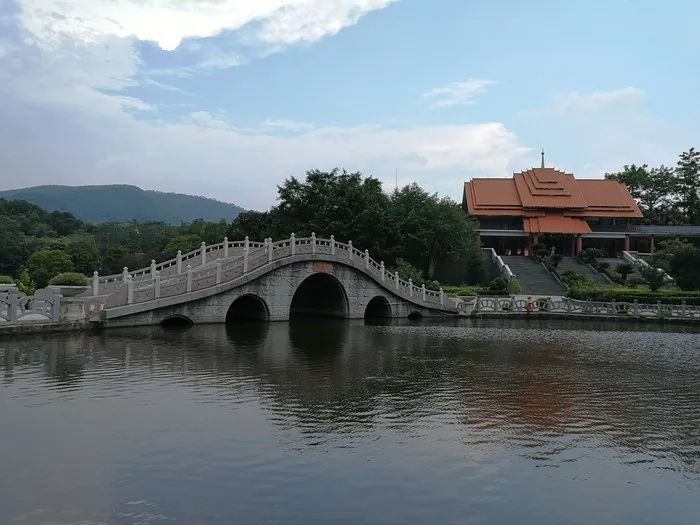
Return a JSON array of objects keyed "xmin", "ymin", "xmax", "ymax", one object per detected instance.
[{"xmin": 1, "ymin": 319, "xmax": 699, "ymax": 524}]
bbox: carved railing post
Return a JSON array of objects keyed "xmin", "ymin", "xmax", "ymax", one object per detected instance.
[
  {"xmin": 176, "ymin": 250, "xmax": 182, "ymax": 274},
  {"xmin": 394, "ymin": 271, "xmax": 399, "ymax": 291},
  {"xmin": 268, "ymin": 238, "xmax": 273, "ymax": 263},
  {"xmin": 311, "ymin": 232, "xmax": 316, "ymax": 254},
  {"xmin": 186, "ymin": 265, "xmax": 192, "ymax": 293},
  {"xmin": 150, "ymin": 259, "xmax": 156, "ymax": 279},
  {"xmin": 365, "ymin": 249, "xmax": 370, "ymax": 269},
  {"xmin": 348, "ymin": 241, "xmax": 353, "ymax": 260},
  {"xmin": 633, "ymin": 299, "xmax": 639, "ymax": 317},
  {"xmin": 290, "ymin": 233, "xmax": 296, "ymax": 255},
  {"xmin": 154, "ymin": 271, "xmax": 161, "ymax": 299},
  {"xmin": 409, "ymin": 279, "xmax": 414, "ymax": 297},
  {"xmin": 122, "ymin": 266, "xmax": 129, "ymax": 283},
  {"xmin": 681, "ymin": 300, "xmax": 687, "ymax": 319},
  {"xmin": 380, "ymin": 261, "xmax": 385, "ymax": 281},
  {"xmin": 244, "ymin": 235, "xmax": 249, "ymax": 251},
  {"xmin": 330, "ymin": 235, "xmax": 336, "ymax": 255},
  {"xmin": 421, "ymin": 284, "xmax": 426, "ymax": 301},
  {"xmin": 51, "ymin": 294, "xmax": 62, "ymax": 321},
  {"xmin": 8, "ymin": 289, "xmax": 18, "ymax": 322},
  {"xmin": 201, "ymin": 242, "xmax": 207, "ymax": 265},
  {"xmin": 439, "ymin": 287, "xmax": 444, "ymax": 306},
  {"xmin": 223, "ymin": 237, "xmax": 229, "ymax": 258},
  {"xmin": 92, "ymin": 271, "xmax": 99, "ymax": 296},
  {"xmin": 657, "ymin": 300, "xmax": 662, "ymax": 318},
  {"xmin": 216, "ymin": 261, "xmax": 222, "ymax": 284},
  {"xmin": 127, "ymin": 276, "xmax": 134, "ymax": 304},
  {"xmin": 474, "ymin": 295, "xmax": 480, "ymax": 313}
]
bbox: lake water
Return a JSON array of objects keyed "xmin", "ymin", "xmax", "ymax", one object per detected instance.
[{"xmin": 1, "ymin": 319, "xmax": 699, "ymax": 524}]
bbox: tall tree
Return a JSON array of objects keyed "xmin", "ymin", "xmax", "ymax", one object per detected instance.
[{"xmin": 676, "ymin": 147, "xmax": 700, "ymax": 224}]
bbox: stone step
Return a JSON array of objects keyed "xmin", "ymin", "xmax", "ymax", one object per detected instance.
[
  {"xmin": 559, "ymin": 257, "xmax": 610, "ymax": 285},
  {"xmin": 501, "ymin": 256, "xmax": 566, "ymax": 295}
]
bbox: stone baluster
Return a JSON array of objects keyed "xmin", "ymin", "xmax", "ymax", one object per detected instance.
[
  {"xmin": 150, "ymin": 259, "xmax": 156, "ymax": 279},
  {"xmin": 657, "ymin": 300, "xmax": 662, "ymax": 318},
  {"xmin": 122, "ymin": 266, "xmax": 129, "ymax": 283},
  {"xmin": 681, "ymin": 300, "xmax": 687, "ymax": 319},
  {"xmin": 311, "ymin": 232, "xmax": 316, "ymax": 254},
  {"xmin": 633, "ymin": 299, "xmax": 639, "ymax": 317},
  {"xmin": 201, "ymin": 242, "xmax": 207, "ymax": 265},
  {"xmin": 51, "ymin": 294, "xmax": 62, "ymax": 321},
  {"xmin": 421, "ymin": 284, "xmax": 426, "ymax": 301},
  {"xmin": 365, "ymin": 249, "xmax": 370, "ymax": 269},
  {"xmin": 154, "ymin": 271, "xmax": 161, "ymax": 299},
  {"xmin": 380, "ymin": 261, "xmax": 385, "ymax": 282},
  {"xmin": 127, "ymin": 275, "xmax": 134, "ymax": 304},
  {"xmin": 223, "ymin": 236, "xmax": 229, "ymax": 258},
  {"xmin": 409, "ymin": 279, "xmax": 414, "ymax": 297},
  {"xmin": 176, "ymin": 250, "xmax": 183, "ymax": 274},
  {"xmin": 330, "ymin": 235, "xmax": 336, "ymax": 255},
  {"xmin": 439, "ymin": 287, "xmax": 444, "ymax": 306},
  {"xmin": 216, "ymin": 261, "xmax": 222, "ymax": 284},
  {"xmin": 92, "ymin": 271, "xmax": 99, "ymax": 296},
  {"xmin": 186, "ymin": 265, "xmax": 192, "ymax": 293},
  {"xmin": 268, "ymin": 238, "xmax": 273, "ymax": 263},
  {"xmin": 290, "ymin": 233, "xmax": 296, "ymax": 255},
  {"xmin": 244, "ymin": 235, "xmax": 249, "ymax": 251},
  {"xmin": 348, "ymin": 241, "xmax": 353, "ymax": 260},
  {"xmin": 7, "ymin": 289, "xmax": 18, "ymax": 322},
  {"xmin": 394, "ymin": 271, "xmax": 399, "ymax": 291}
]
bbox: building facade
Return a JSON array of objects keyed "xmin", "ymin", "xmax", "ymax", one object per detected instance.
[{"xmin": 464, "ymin": 165, "xmax": 699, "ymax": 256}]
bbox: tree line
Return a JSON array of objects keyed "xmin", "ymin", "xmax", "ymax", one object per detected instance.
[
  {"xmin": 605, "ymin": 147, "xmax": 700, "ymax": 225},
  {"xmin": 0, "ymin": 170, "xmax": 484, "ymax": 291}
]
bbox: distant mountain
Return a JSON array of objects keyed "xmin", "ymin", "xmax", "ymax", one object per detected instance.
[{"xmin": 0, "ymin": 185, "xmax": 244, "ymax": 224}]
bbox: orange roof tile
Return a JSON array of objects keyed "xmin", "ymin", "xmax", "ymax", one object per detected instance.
[
  {"xmin": 464, "ymin": 167, "xmax": 642, "ymax": 219},
  {"xmin": 523, "ymin": 214, "xmax": 592, "ymax": 234}
]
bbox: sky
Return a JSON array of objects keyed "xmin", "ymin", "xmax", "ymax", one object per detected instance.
[{"xmin": 0, "ymin": 0, "xmax": 698, "ymax": 210}]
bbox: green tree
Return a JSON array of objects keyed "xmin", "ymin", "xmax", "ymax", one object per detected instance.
[
  {"xmin": 676, "ymin": 147, "xmax": 700, "ymax": 224},
  {"xmin": 615, "ymin": 263, "xmax": 634, "ymax": 284},
  {"xmin": 639, "ymin": 265, "xmax": 665, "ymax": 292},
  {"xmin": 66, "ymin": 237, "xmax": 100, "ymax": 274},
  {"xmin": 669, "ymin": 245, "xmax": 700, "ymax": 290},
  {"xmin": 24, "ymin": 249, "xmax": 74, "ymax": 288},
  {"xmin": 163, "ymin": 234, "xmax": 201, "ymax": 257},
  {"xmin": 605, "ymin": 164, "xmax": 677, "ymax": 223}
]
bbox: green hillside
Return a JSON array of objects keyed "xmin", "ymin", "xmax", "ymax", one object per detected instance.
[{"xmin": 0, "ymin": 184, "xmax": 244, "ymax": 224}]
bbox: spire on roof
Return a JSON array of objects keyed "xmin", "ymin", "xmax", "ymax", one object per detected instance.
[{"xmin": 541, "ymin": 148, "xmax": 545, "ymax": 168}]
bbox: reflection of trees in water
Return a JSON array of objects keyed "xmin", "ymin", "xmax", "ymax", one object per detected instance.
[{"xmin": 2, "ymin": 320, "xmax": 698, "ymax": 472}]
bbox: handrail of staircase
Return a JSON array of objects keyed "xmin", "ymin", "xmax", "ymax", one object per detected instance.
[{"xmin": 481, "ymin": 248, "xmax": 514, "ymax": 280}]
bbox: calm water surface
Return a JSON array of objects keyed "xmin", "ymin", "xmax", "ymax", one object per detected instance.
[{"xmin": 1, "ymin": 319, "xmax": 699, "ymax": 524}]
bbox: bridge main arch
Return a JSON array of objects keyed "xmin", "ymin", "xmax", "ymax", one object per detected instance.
[
  {"xmin": 226, "ymin": 294, "xmax": 269, "ymax": 322},
  {"xmin": 290, "ymin": 272, "xmax": 349, "ymax": 319}
]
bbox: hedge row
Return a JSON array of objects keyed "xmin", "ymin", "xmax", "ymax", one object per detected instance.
[{"xmin": 567, "ymin": 287, "xmax": 700, "ymax": 305}]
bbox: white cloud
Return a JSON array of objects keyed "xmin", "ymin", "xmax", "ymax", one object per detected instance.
[
  {"xmin": 422, "ymin": 78, "xmax": 495, "ymax": 109},
  {"xmin": 555, "ymin": 86, "xmax": 645, "ymax": 115},
  {"xmin": 19, "ymin": 0, "xmax": 395, "ymax": 52}
]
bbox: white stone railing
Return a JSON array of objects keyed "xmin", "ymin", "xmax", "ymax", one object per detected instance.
[
  {"xmin": 473, "ymin": 295, "xmax": 699, "ymax": 320},
  {"xmin": 99, "ymin": 234, "xmax": 457, "ymax": 311},
  {"xmin": 482, "ymin": 248, "xmax": 514, "ymax": 279},
  {"xmin": 622, "ymin": 251, "xmax": 674, "ymax": 285},
  {"xmin": 0, "ymin": 288, "xmax": 62, "ymax": 324}
]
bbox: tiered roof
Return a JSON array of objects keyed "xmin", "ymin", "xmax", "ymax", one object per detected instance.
[{"xmin": 464, "ymin": 167, "xmax": 642, "ymax": 234}]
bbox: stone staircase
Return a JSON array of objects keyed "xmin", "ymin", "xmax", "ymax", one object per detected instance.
[
  {"xmin": 559, "ymin": 257, "xmax": 610, "ymax": 286},
  {"xmin": 501, "ymin": 256, "xmax": 566, "ymax": 295}
]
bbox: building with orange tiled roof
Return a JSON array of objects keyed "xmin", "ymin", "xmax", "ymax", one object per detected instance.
[{"xmin": 463, "ymin": 157, "xmax": 658, "ymax": 256}]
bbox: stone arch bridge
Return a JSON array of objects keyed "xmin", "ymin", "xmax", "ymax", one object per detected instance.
[{"xmin": 89, "ymin": 235, "xmax": 463, "ymax": 327}]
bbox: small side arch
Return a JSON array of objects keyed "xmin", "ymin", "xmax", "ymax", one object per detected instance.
[
  {"xmin": 161, "ymin": 314, "xmax": 194, "ymax": 327},
  {"xmin": 407, "ymin": 310, "xmax": 423, "ymax": 321},
  {"xmin": 226, "ymin": 294, "xmax": 270, "ymax": 323},
  {"xmin": 364, "ymin": 296, "xmax": 392, "ymax": 319}
]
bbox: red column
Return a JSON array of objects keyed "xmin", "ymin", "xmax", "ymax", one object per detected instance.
[
  {"xmin": 575, "ymin": 235, "xmax": 583, "ymax": 255},
  {"xmin": 650, "ymin": 235, "xmax": 655, "ymax": 253},
  {"xmin": 570, "ymin": 236, "xmax": 576, "ymax": 256},
  {"xmin": 532, "ymin": 233, "xmax": 539, "ymax": 245},
  {"xmin": 624, "ymin": 234, "xmax": 630, "ymax": 252}
]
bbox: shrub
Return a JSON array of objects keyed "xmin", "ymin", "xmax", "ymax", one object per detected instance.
[
  {"xmin": 24, "ymin": 249, "xmax": 74, "ymax": 288},
  {"xmin": 0, "ymin": 275, "xmax": 14, "ymax": 284},
  {"xmin": 566, "ymin": 287, "xmax": 700, "ymax": 305},
  {"xmin": 531, "ymin": 243, "xmax": 549, "ymax": 260},
  {"xmin": 549, "ymin": 253, "xmax": 563, "ymax": 268},
  {"xmin": 508, "ymin": 277, "xmax": 522, "ymax": 294},
  {"xmin": 597, "ymin": 261, "xmax": 610, "ymax": 270},
  {"xmin": 639, "ymin": 265, "xmax": 665, "ymax": 292},
  {"xmin": 669, "ymin": 246, "xmax": 700, "ymax": 291},
  {"xmin": 579, "ymin": 248, "xmax": 604, "ymax": 264},
  {"xmin": 615, "ymin": 263, "xmax": 634, "ymax": 284},
  {"xmin": 393, "ymin": 258, "xmax": 425, "ymax": 287},
  {"xmin": 49, "ymin": 272, "xmax": 88, "ymax": 286},
  {"xmin": 488, "ymin": 277, "xmax": 508, "ymax": 292}
]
